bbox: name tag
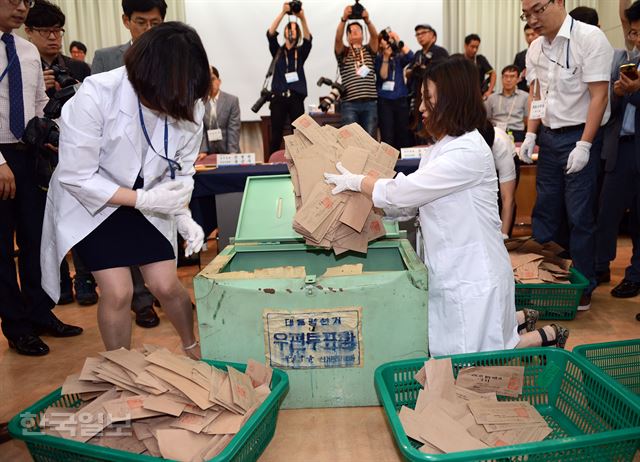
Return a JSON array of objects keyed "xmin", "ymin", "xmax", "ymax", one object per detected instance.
[
  {"xmin": 207, "ymin": 128, "xmax": 223, "ymax": 142},
  {"xmin": 285, "ymin": 71, "xmax": 299, "ymax": 83},
  {"xmin": 382, "ymin": 81, "xmax": 395, "ymax": 92},
  {"xmin": 356, "ymin": 65, "xmax": 370, "ymax": 78},
  {"xmin": 529, "ymin": 100, "xmax": 546, "ymax": 120}
]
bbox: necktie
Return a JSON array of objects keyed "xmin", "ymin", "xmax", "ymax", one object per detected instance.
[{"xmin": 1, "ymin": 33, "xmax": 25, "ymax": 140}]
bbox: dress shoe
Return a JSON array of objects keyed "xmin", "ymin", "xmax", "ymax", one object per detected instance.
[
  {"xmin": 611, "ymin": 279, "xmax": 640, "ymax": 298},
  {"xmin": 8, "ymin": 334, "xmax": 49, "ymax": 356},
  {"xmin": 0, "ymin": 422, "xmax": 11, "ymax": 444},
  {"xmin": 34, "ymin": 319, "xmax": 83, "ymax": 338},
  {"xmin": 577, "ymin": 293, "xmax": 591, "ymax": 311},
  {"xmin": 135, "ymin": 305, "xmax": 160, "ymax": 328},
  {"xmin": 58, "ymin": 286, "xmax": 74, "ymax": 305},
  {"xmin": 595, "ymin": 270, "xmax": 611, "ymax": 285},
  {"xmin": 74, "ymin": 276, "xmax": 99, "ymax": 306}
]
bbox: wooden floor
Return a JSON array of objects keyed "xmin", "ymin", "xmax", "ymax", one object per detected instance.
[{"xmin": 1, "ymin": 235, "xmax": 639, "ymax": 462}]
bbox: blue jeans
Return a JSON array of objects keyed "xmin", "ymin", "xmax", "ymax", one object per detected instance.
[
  {"xmin": 532, "ymin": 126, "xmax": 601, "ymax": 294},
  {"xmin": 341, "ymin": 100, "xmax": 378, "ymax": 138}
]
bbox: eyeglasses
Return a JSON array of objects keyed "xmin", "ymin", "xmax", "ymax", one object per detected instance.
[
  {"xmin": 520, "ymin": 0, "xmax": 554, "ymax": 21},
  {"xmin": 29, "ymin": 27, "xmax": 65, "ymax": 38},
  {"xmin": 131, "ymin": 18, "xmax": 162, "ymax": 28},
  {"xmin": 628, "ymin": 30, "xmax": 639, "ymax": 39},
  {"xmin": 8, "ymin": 0, "xmax": 36, "ymax": 7}
]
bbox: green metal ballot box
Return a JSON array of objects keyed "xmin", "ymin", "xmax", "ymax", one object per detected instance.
[{"xmin": 194, "ymin": 175, "xmax": 429, "ymax": 409}]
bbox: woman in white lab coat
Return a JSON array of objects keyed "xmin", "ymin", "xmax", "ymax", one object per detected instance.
[
  {"xmin": 325, "ymin": 58, "xmax": 568, "ymax": 355},
  {"xmin": 41, "ymin": 23, "xmax": 210, "ymax": 357}
]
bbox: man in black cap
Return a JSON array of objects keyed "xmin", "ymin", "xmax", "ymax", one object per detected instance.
[{"xmin": 407, "ymin": 24, "xmax": 448, "ymax": 142}]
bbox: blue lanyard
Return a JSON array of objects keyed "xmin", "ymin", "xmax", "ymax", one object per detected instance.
[
  {"xmin": 0, "ymin": 54, "xmax": 17, "ymax": 83},
  {"xmin": 137, "ymin": 100, "xmax": 181, "ymax": 180}
]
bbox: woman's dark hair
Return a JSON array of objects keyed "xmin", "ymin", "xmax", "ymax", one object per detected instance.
[
  {"xmin": 421, "ymin": 57, "xmax": 487, "ymax": 140},
  {"xmin": 478, "ymin": 119, "xmax": 495, "ymax": 148},
  {"xmin": 25, "ymin": 0, "xmax": 65, "ymax": 28},
  {"xmin": 125, "ymin": 22, "xmax": 211, "ymax": 122}
]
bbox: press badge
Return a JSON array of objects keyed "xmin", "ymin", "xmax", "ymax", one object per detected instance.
[
  {"xmin": 207, "ymin": 128, "xmax": 223, "ymax": 142},
  {"xmin": 356, "ymin": 65, "xmax": 370, "ymax": 78},
  {"xmin": 530, "ymin": 100, "xmax": 546, "ymax": 120},
  {"xmin": 285, "ymin": 71, "xmax": 299, "ymax": 83},
  {"xmin": 382, "ymin": 81, "xmax": 395, "ymax": 91}
]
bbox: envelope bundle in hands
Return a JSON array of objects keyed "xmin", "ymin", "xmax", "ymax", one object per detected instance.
[
  {"xmin": 48, "ymin": 346, "xmax": 273, "ymax": 462},
  {"xmin": 285, "ymin": 114, "xmax": 399, "ymax": 254},
  {"xmin": 400, "ymin": 358, "xmax": 552, "ymax": 454},
  {"xmin": 505, "ymin": 238, "xmax": 572, "ymax": 284}
]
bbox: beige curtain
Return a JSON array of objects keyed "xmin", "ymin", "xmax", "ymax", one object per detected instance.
[
  {"xmin": 48, "ymin": 0, "xmax": 186, "ymax": 63},
  {"xmin": 443, "ymin": 0, "xmax": 598, "ymax": 86}
]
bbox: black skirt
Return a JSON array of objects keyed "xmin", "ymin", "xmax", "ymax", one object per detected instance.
[{"xmin": 74, "ymin": 207, "xmax": 175, "ymax": 272}]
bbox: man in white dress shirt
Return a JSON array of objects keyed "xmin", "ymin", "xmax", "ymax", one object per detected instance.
[{"xmin": 519, "ymin": 0, "xmax": 614, "ymax": 311}]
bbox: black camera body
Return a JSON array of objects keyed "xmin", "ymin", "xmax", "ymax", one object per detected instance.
[
  {"xmin": 348, "ymin": 0, "xmax": 364, "ymax": 19},
  {"xmin": 317, "ymin": 77, "xmax": 345, "ymax": 113},
  {"xmin": 379, "ymin": 28, "xmax": 404, "ymax": 54},
  {"xmin": 288, "ymin": 0, "xmax": 302, "ymax": 14},
  {"xmin": 251, "ymin": 88, "xmax": 274, "ymax": 113},
  {"xmin": 22, "ymin": 84, "xmax": 79, "ymax": 190},
  {"xmin": 50, "ymin": 64, "xmax": 78, "ymax": 88}
]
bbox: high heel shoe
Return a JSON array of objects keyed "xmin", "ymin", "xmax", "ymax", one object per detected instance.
[
  {"xmin": 518, "ymin": 308, "xmax": 539, "ymax": 334},
  {"xmin": 537, "ymin": 324, "xmax": 569, "ymax": 349}
]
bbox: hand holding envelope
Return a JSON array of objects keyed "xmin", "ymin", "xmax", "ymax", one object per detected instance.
[{"xmin": 324, "ymin": 162, "xmax": 365, "ymax": 194}]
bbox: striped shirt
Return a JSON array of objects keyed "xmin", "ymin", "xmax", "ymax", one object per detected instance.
[{"xmin": 337, "ymin": 45, "xmax": 377, "ymax": 101}]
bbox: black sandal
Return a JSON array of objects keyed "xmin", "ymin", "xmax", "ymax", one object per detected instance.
[
  {"xmin": 518, "ymin": 309, "xmax": 539, "ymax": 333},
  {"xmin": 537, "ymin": 324, "xmax": 569, "ymax": 349}
]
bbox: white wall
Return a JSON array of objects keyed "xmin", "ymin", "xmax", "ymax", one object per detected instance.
[{"xmin": 185, "ymin": 0, "xmax": 444, "ymax": 121}]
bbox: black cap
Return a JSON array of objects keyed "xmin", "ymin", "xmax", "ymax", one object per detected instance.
[{"xmin": 415, "ymin": 24, "xmax": 436, "ymax": 35}]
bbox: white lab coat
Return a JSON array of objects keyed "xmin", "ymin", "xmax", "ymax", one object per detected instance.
[
  {"xmin": 373, "ymin": 130, "xmax": 519, "ymax": 356},
  {"xmin": 41, "ymin": 67, "xmax": 204, "ymax": 302}
]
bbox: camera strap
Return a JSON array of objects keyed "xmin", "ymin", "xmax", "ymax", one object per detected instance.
[
  {"xmin": 350, "ymin": 46, "xmax": 366, "ymax": 71},
  {"xmin": 283, "ymin": 48, "xmax": 298, "ymax": 73},
  {"xmin": 137, "ymin": 100, "xmax": 181, "ymax": 180}
]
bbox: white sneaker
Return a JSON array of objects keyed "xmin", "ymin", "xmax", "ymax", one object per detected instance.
[{"xmin": 577, "ymin": 293, "xmax": 591, "ymax": 311}]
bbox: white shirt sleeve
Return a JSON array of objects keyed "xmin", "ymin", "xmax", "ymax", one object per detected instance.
[
  {"xmin": 372, "ymin": 143, "xmax": 486, "ymax": 210},
  {"xmin": 525, "ymin": 39, "xmax": 540, "ymax": 85},
  {"xmin": 491, "ymin": 128, "xmax": 516, "ymax": 183},
  {"xmin": 0, "ymin": 152, "xmax": 5, "ymax": 165},
  {"xmin": 580, "ymin": 29, "xmax": 614, "ymax": 83}
]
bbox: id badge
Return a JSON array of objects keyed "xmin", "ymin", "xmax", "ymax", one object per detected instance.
[
  {"xmin": 207, "ymin": 128, "xmax": 223, "ymax": 142},
  {"xmin": 285, "ymin": 71, "xmax": 299, "ymax": 83},
  {"xmin": 356, "ymin": 65, "xmax": 370, "ymax": 78},
  {"xmin": 496, "ymin": 122, "xmax": 508, "ymax": 132},
  {"xmin": 382, "ymin": 81, "xmax": 395, "ymax": 91},
  {"xmin": 529, "ymin": 100, "xmax": 546, "ymax": 120}
]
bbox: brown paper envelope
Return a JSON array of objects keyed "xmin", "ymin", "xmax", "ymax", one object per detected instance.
[
  {"xmin": 132, "ymin": 421, "xmax": 153, "ymax": 440},
  {"xmin": 227, "ymin": 366, "xmax": 256, "ymax": 412},
  {"xmin": 213, "ymin": 376, "xmax": 245, "ymax": 414},
  {"xmin": 99, "ymin": 347, "xmax": 149, "ymax": 375},
  {"xmin": 339, "ymin": 194, "xmax": 373, "ymax": 232},
  {"xmin": 364, "ymin": 212, "xmax": 386, "ymax": 243},
  {"xmin": 103, "ymin": 395, "xmax": 163, "ymax": 422},
  {"xmin": 308, "ymin": 203, "xmax": 345, "ymax": 242},
  {"xmin": 339, "ymin": 146, "xmax": 370, "ymax": 174},
  {"xmin": 79, "ymin": 357, "xmax": 105, "ymax": 382},
  {"xmin": 145, "ymin": 365, "xmax": 214, "ymax": 411},
  {"xmin": 515, "ymin": 260, "xmax": 542, "ymax": 280},
  {"xmin": 509, "ymin": 253, "xmax": 544, "ymax": 269},
  {"xmin": 468, "ymin": 401, "xmax": 545, "ymax": 425},
  {"xmin": 88, "ymin": 431, "xmax": 147, "ymax": 454},
  {"xmin": 245, "ymin": 360, "xmax": 273, "ymax": 388},
  {"xmin": 294, "ymin": 183, "xmax": 344, "ymax": 235},
  {"xmin": 95, "ymin": 362, "xmax": 136, "ymax": 385},
  {"xmin": 156, "ymin": 428, "xmax": 213, "ymax": 462},
  {"xmin": 62, "ymin": 374, "xmax": 114, "ymax": 395},
  {"xmin": 398, "ymin": 406, "xmax": 427, "ymax": 443},
  {"xmin": 423, "ymin": 358, "xmax": 457, "ymax": 405},
  {"xmin": 142, "ymin": 436, "xmax": 162, "ymax": 457},
  {"xmin": 291, "ymin": 113, "xmax": 326, "ymax": 145},
  {"xmin": 201, "ymin": 434, "xmax": 234, "ymax": 460},
  {"xmin": 456, "ymin": 366, "xmax": 524, "ymax": 398},
  {"xmin": 170, "ymin": 409, "xmax": 221, "ymax": 433},
  {"xmin": 418, "ymin": 406, "xmax": 489, "ymax": 453},
  {"xmin": 334, "ymin": 227, "xmax": 368, "ymax": 253},
  {"xmin": 414, "ymin": 363, "xmax": 427, "ymax": 387},
  {"xmin": 203, "ymin": 411, "xmax": 245, "ymax": 435},
  {"xmin": 143, "ymin": 395, "xmax": 186, "ymax": 417}
]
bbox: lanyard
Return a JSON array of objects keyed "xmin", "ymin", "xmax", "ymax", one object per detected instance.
[
  {"xmin": 351, "ymin": 46, "xmax": 366, "ymax": 72},
  {"xmin": 0, "ymin": 53, "xmax": 17, "ymax": 83},
  {"xmin": 283, "ymin": 47, "xmax": 298, "ymax": 73},
  {"xmin": 208, "ymin": 98, "xmax": 218, "ymax": 129},
  {"xmin": 536, "ymin": 18, "xmax": 575, "ymax": 100},
  {"xmin": 498, "ymin": 93, "xmax": 518, "ymax": 121},
  {"xmin": 382, "ymin": 56, "xmax": 396, "ymax": 82},
  {"xmin": 137, "ymin": 100, "xmax": 181, "ymax": 180}
]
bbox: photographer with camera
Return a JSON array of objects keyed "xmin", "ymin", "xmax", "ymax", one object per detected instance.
[
  {"xmin": 375, "ymin": 28, "xmax": 413, "ymax": 149},
  {"xmin": 335, "ymin": 2, "xmax": 379, "ymax": 137},
  {"xmin": 266, "ymin": 1, "xmax": 312, "ymax": 158},
  {"xmin": 25, "ymin": 0, "xmax": 97, "ymax": 307},
  {"xmin": 24, "ymin": 0, "xmax": 89, "ymax": 99}
]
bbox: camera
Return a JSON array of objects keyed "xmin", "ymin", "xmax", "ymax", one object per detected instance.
[
  {"xmin": 348, "ymin": 0, "xmax": 364, "ymax": 19},
  {"xmin": 251, "ymin": 88, "xmax": 274, "ymax": 113},
  {"xmin": 379, "ymin": 28, "xmax": 404, "ymax": 54},
  {"xmin": 288, "ymin": 0, "xmax": 302, "ymax": 14},
  {"xmin": 22, "ymin": 84, "xmax": 79, "ymax": 190},
  {"xmin": 317, "ymin": 77, "xmax": 345, "ymax": 113},
  {"xmin": 50, "ymin": 64, "xmax": 78, "ymax": 88}
]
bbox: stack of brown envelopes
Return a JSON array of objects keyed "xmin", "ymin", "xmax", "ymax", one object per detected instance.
[
  {"xmin": 285, "ymin": 114, "xmax": 399, "ymax": 254},
  {"xmin": 45, "ymin": 346, "xmax": 273, "ymax": 462},
  {"xmin": 505, "ymin": 238, "xmax": 572, "ymax": 284}
]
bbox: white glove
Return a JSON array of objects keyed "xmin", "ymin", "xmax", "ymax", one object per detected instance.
[
  {"xmin": 566, "ymin": 140, "xmax": 591, "ymax": 174},
  {"xmin": 135, "ymin": 181, "xmax": 192, "ymax": 215},
  {"xmin": 176, "ymin": 213, "xmax": 205, "ymax": 257},
  {"xmin": 518, "ymin": 132, "xmax": 537, "ymax": 164},
  {"xmin": 323, "ymin": 162, "xmax": 365, "ymax": 195}
]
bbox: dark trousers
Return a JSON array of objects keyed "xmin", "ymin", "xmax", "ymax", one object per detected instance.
[
  {"xmin": 0, "ymin": 145, "xmax": 56, "ymax": 340},
  {"xmin": 511, "ymin": 130, "xmax": 526, "ymax": 143},
  {"xmin": 377, "ymin": 97, "xmax": 412, "ymax": 149},
  {"xmin": 532, "ymin": 127, "xmax": 601, "ymax": 294},
  {"xmin": 60, "ymin": 248, "xmax": 93, "ymax": 289},
  {"xmin": 341, "ymin": 99, "xmax": 378, "ymax": 138},
  {"xmin": 595, "ymin": 137, "xmax": 640, "ymax": 282},
  {"xmin": 269, "ymin": 93, "xmax": 305, "ymax": 157}
]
